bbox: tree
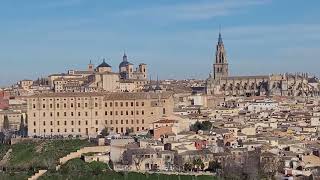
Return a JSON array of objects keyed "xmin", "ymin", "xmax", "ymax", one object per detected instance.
[
  {"xmin": 192, "ymin": 158, "xmax": 204, "ymax": 171},
  {"xmin": 19, "ymin": 115, "xmax": 26, "ymax": 137},
  {"xmin": 100, "ymin": 127, "xmax": 109, "ymax": 137},
  {"xmin": 125, "ymin": 128, "xmax": 133, "ymax": 136},
  {"xmin": 184, "ymin": 162, "xmax": 193, "ymax": 171},
  {"xmin": 208, "ymin": 160, "xmax": 222, "ymax": 173},
  {"xmin": 202, "ymin": 121, "xmax": 212, "ymax": 131},
  {"xmin": 3, "ymin": 115, "xmax": 9, "ymax": 130},
  {"xmin": 190, "ymin": 121, "xmax": 213, "ymax": 132}
]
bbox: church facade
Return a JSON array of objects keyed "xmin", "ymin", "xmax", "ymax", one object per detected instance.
[{"xmin": 206, "ymin": 33, "xmax": 320, "ymax": 97}]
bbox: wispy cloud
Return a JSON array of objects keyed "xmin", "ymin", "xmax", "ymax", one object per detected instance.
[{"xmin": 118, "ymin": 0, "xmax": 270, "ymax": 21}]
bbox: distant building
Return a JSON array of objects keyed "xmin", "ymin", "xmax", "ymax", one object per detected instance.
[
  {"xmin": 206, "ymin": 32, "xmax": 320, "ymax": 97},
  {"xmin": 48, "ymin": 53, "xmax": 148, "ymax": 93}
]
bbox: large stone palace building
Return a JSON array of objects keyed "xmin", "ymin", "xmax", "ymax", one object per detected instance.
[
  {"xmin": 206, "ymin": 33, "xmax": 320, "ymax": 97},
  {"xmin": 27, "ymin": 91, "xmax": 173, "ymax": 137}
]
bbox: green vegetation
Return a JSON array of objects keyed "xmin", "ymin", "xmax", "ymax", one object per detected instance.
[
  {"xmin": 41, "ymin": 158, "xmax": 218, "ymax": 180},
  {"xmin": 0, "ymin": 144, "xmax": 10, "ymax": 160},
  {"xmin": 8, "ymin": 139, "xmax": 94, "ymax": 170},
  {"xmin": 0, "ymin": 139, "xmax": 94, "ymax": 179},
  {"xmin": 0, "ymin": 172, "xmax": 30, "ymax": 180},
  {"xmin": 3, "ymin": 115, "xmax": 9, "ymax": 130},
  {"xmin": 190, "ymin": 121, "xmax": 213, "ymax": 132}
]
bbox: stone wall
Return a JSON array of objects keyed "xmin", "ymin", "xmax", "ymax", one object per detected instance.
[{"xmin": 59, "ymin": 146, "xmax": 110, "ymax": 165}]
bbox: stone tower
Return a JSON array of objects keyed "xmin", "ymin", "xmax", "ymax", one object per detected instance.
[{"xmin": 213, "ymin": 32, "xmax": 228, "ymax": 80}]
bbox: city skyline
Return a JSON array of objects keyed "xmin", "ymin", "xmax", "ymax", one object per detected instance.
[{"xmin": 1, "ymin": 0, "xmax": 320, "ymax": 86}]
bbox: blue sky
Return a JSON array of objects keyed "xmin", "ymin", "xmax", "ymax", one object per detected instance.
[{"xmin": 0, "ymin": 0, "xmax": 320, "ymax": 86}]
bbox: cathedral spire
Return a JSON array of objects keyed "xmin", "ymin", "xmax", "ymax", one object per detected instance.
[
  {"xmin": 218, "ymin": 26, "xmax": 223, "ymax": 45},
  {"xmin": 123, "ymin": 50, "xmax": 127, "ymax": 62}
]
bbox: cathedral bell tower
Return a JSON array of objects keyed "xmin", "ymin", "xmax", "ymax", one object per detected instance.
[{"xmin": 213, "ymin": 32, "xmax": 228, "ymax": 80}]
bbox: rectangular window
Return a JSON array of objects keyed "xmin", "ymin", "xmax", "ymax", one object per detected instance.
[
  {"xmin": 57, "ymin": 104, "xmax": 60, "ymax": 108},
  {"xmin": 142, "ymin": 110, "xmax": 144, "ymax": 115},
  {"xmin": 50, "ymin": 104, "xmax": 53, "ymax": 108},
  {"xmin": 43, "ymin": 104, "xmax": 45, "ymax": 108},
  {"xmin": 115, "ymin": 102, "xmax": 118, "ymax": 107},
  {"xmin": 115, "ymin": 111, "xmax": 118, "ymax": 115},
  {"xmin": 43, "ymin": 112, "xmax": 46, "ymax": 117},
  {"xmin": 57, "ymin": 112, "xmax": 60, "ymax": 117},
  {"xmin": 95, "ymin": 111, "xmax": 98, "ymax": 116},
  {"xmin": 105, "ymin": 103, "xmax": 108, "ymax": 107},
  {"xmin": 85, "ymin": 103, "xmax": 88, "ymax": 107},
  {"xmin": 131, "ymin": 102, "xmax": 134, "ymax": 107},
  {"xmin": 105, "ymin": 111, "xmax": 108, "ymax": 115},
  {"xmin": 110, "ymin": 120, "xmax": 113, "ymax": 124},
  {"xmin": 110, "ymin": 111, "xmax": 113, "ymax": 115},
  {"xmin": 78, "ymin": 103, "xmax": 81, "ymax": 107},
  {"xmin": 64, "ymin": 121, "xmax": 67, "ymax": 125},
  {"xmin": 105, "ymin": 120, "xmax": 107, "ymax": 124},
  {"xmin": 64, "ymin": 112, "xmax": 67, "ymax": 116},
  {"xmin": 71, "ymin": 121, "xmax": 74, "ymax": 125},
  {"xmin": 33, "ymin": 104, "xmax": 36, "ymax": 109},
  {"xmin": 95, "ymin": 120, "xmax": 98, "ymax": 125},
  {"xmin": 141, "ymin": 102, "xmax": 144, "ymax": 106},
  {"xmin": 57, "ymin": 121, "xmax": 60, "ymax": 125},
  {"xmin": 85, "ymin": 112, "xmax": 88, "ymax": 116},
  {"xmin": 110, "ymin": 102, "xmax": 113, "ymax": 107},
  {"xmin": 120, "ymin": 102, "xmax": 123, "ymax": 107},
  {"xmin": 50, "ymin": 121, "xmax": 53, "ymax": 125},
  {"xmin": 136, "ymin": 102, "xmax": 139, "ymax": 106},
  {"xmin": 71, "ymin": 103, "xmax": 73, "ymax": 108},
  {"xmin": 85, "ymin": 121, "xmax": 88, "ymax": 125},
  {"xmin": 126, "ymin": 102, "xmax": 128, "ymax": 107},
  {"xmin": 95, "ymin": 103, "xmax": 98, "ymax": 107},
  {"xmin": 78, "ymin": 121, "xmax": 81, "ymax": 125},
  {"xmin": 78, "ymin": 112, "xmax": 81, "ymax": 116},
  {"xmin": 71, "ymin": 112, "xmax": 74, "ymax": 116}
]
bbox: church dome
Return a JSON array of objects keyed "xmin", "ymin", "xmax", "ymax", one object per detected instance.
[
  {"xmin": 119, "ymin": 61, "xmax": 131, "ymax": 68},
  {"xmin": 119, "ymin": 52, "xmax": 133, "ymax": 69},
  {"xmin": 97, "ymin": 59, "xmax": 111, "ymax": 68}
]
